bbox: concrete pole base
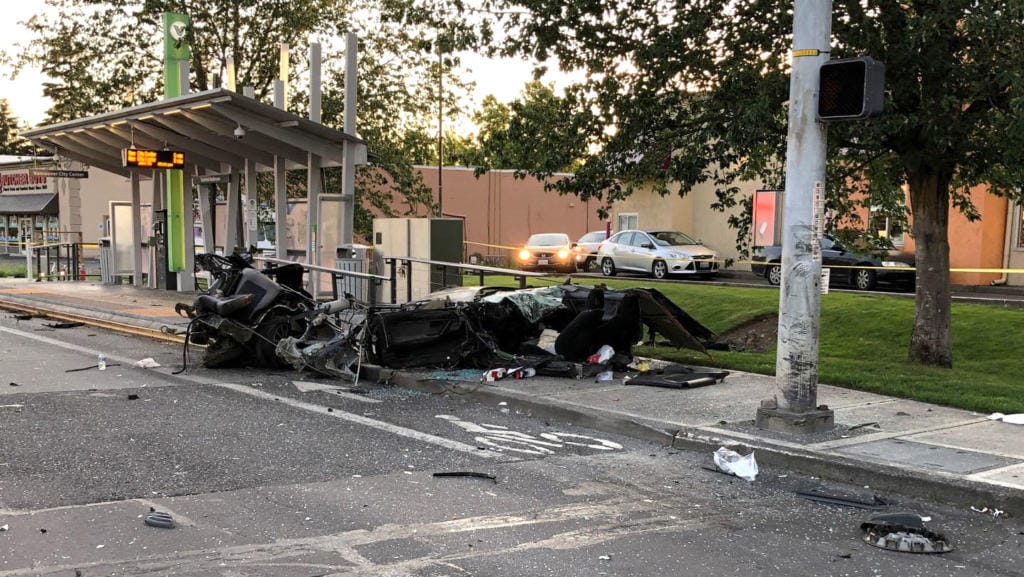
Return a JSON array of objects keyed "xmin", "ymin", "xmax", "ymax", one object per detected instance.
[{"xmin": 756, "ymin": 400, "xmax": 835, "ymax": 434}]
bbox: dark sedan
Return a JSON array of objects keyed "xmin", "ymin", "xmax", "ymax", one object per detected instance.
[{"xmin": 751, "ymin": 235, "xmax": 915, "ymax": 291}]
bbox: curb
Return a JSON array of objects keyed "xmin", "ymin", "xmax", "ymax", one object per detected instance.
[{"xmin": 368, "ymin": 366, "xmax": 1024, "ymax": 517}]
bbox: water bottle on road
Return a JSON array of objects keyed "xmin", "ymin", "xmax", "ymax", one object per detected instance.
[{"xmin": 98, "ymin": 354, "xmax": 107, "ymax": 371}]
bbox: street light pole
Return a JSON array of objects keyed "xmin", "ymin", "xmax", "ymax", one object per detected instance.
[{"xmin": 756, "ymin": 0, "xmax": 835, "ymax": 433}]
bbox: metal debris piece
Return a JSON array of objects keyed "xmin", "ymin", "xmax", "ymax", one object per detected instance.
[
  {"xmin": 65, "ymin": 363, "xmax": 120, "ymax": 373},
  {"xmin": 432, "ymin": 471, "xmax": 498, "ymax": 483},
  {"xmin": 143, "ymin": 511, "xmax": 176, "ymax": 529},
  {"xmin": 45, "ymin": 321, "xmax": 85, "ymax": 329},
  {"xmin": 796, "ymin": 489, "xmax": 889, "ymax": 510},
  {"xmin": 847, "ymin": 421, "xmax": 880, "ymax": 431},
  {"xmin": 861, "ymin": 513, "xmax": 952, "ymax": 554}
]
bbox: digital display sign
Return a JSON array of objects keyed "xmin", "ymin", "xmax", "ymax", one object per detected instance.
[{"xmin": 122, "ymin": 148, "xmax": 185, "ymax": 169}]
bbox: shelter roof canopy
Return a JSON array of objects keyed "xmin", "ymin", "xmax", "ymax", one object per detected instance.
[{"xmin": 21, "ymin": 89, "xmax": 365, "ymax": 177}]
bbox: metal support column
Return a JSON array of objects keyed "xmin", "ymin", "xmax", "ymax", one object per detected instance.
[
  {"xmin": 757, "ymin": 0, "xmax": 834, "ymax": 433},
  {"xmin": 244, "ymin": 160, "xmax": 258, "ymax": 249},
  {"xmin": 197, "ymin": 182, "xmax": 214, "ymax": 252},
  {"xmin": 274, "ymin": 156, "xmax": 288, "ymax": 259},
  {"xmin": 225, "ymin": 167, "xmax": 241, "ymax": 254},
  {"xmin": 130, "ymin": 171, "xmax": 143, "ymax": 287},
  {"xmin": 179, "ymin": 167, "xmax": 197, "ymax": 292},
  {"xmin": 340, "ymin": 32, "xmax": 357, "ymax": 247}
]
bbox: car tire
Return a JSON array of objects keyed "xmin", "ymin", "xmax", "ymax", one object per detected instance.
[
  {"xmin": 601, "ymin": 257, "xmax": 617, "ymax": 277},
  {"xmin": 854, "ymin": 268, "xmax": 877, "ymax": 291},
  {"xmin": 652, "ymin": 260, "xmax": 668, "ymax": 279},
  {"xmin": 766, "ymin": 264, "xmax": 782, "ymax": 286}
]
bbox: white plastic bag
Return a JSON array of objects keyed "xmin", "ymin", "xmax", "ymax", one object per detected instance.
[
  {"xmin": 988, "ymin": 412, "xmax": 1024, "ymax": 425},
  {"xmin": 713, "ymin": 447, "xmax": 759, "ymax": 481},
  {"xmin": 595, "ymin": 344, "xmax": 615, "ymax": 364}
]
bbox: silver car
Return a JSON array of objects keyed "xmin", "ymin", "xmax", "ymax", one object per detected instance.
[{"xmin": 597, "ymin": 230, "xmax": 719, "ymax": 279}]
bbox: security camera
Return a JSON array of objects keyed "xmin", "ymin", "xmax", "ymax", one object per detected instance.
[{"xmin": 233, "ymin": 125, "xmax": 246, "ymax": 139}]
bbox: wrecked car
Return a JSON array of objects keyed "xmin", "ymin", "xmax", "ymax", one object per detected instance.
[{"xmin": 365, "ymin": 283, "xmax": 717, "ymax": 373}]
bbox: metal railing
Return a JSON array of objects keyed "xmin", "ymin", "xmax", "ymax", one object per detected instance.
[
  {"xmin": 258, "ymin": 255, "xmax": 546, "ymax": 306},
  {"xmin": 27, "ymin": 242, "xmax": 86, "ymax": 282}
]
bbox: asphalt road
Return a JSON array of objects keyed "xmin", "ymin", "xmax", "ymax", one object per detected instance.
[{"xmin": 1, "ymin": 314, "xmax": 1022, "ymax": 576}]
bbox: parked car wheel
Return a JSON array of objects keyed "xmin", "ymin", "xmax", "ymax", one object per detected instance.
[
  {"xmin": 652, "ymin": 260, "xmax": 668, "ymax": 279},
  {"xmin": 854, "ymin": 268, "xmax": 877, "ymax": 290},
  {"xmin": 601, "ymin": 257, "xmax": 617, "ymax": 277},
  {"xmin": 766, "ymin": 264, "xmax": 782, "ymax": 286},
  {"xmin": 576, "ymin": 256, "xmax": 594, "ymax": 272}
]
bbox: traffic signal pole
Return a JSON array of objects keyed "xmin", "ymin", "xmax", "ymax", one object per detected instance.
[{"xmin": 756, "ymin": 0, "xmax": 836, "ymax": 433}]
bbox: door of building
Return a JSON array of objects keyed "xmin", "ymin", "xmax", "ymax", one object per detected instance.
[
  {"xmin": 18, "ymin": 217, "xmax": 33, "ymax": 255},
  {"xmin": 1010, "ymin": 202, "xmax": 1024, "ymax": 287}
]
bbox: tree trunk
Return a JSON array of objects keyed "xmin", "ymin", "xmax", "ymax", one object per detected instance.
[{"xmin": 907, "ymin": 167, "xmax": 953, "ymax": 367}]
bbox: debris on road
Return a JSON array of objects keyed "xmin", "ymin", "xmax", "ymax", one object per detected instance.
[
  {"xmin": 8, "ymin": 382, "xmax": 18, "ymax": 387},
  {"xmin": 44, "ymin": 321, "xmax": 85, "ymax": 329},
  {"xmin": 127, "ymin": 394, "xmax": 140, "ymax": 401},
  {"xmin": 0, "ymin": 524, "xmax": 7, "ymax": 531},
  {"xmin": 143, "ymin": 511, "xmax": 176, "ymax": 529},
  {"xmin": 712, "ymin": 447, "xmax": 758, "ymax": 481},
  {"xmin": 795, "ymin": 489, "xmax": 889, "ymax": 510},
  {"xmin": 66, "ymin": 363, "xmax": 120, "ymax": 373},
  {"xmin": 432, "ymin": 471, "xmax": 498, "ymax": 483},
  {"xmin": 970, "ymin": 505, "xmax": 1006, "ymax": 518},
  {"xmin": 861, "ymin": 512, "xmax": 953, "ymax": 553},
  {"xmin": 847, "ymin": 421, "xmax": 880, "ymax": 431},
  {"xmin": 133, "ymin": 358, "xmax": 161, "ymax": 368}
]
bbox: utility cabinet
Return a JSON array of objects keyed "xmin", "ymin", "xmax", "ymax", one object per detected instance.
[{"xmin": 373, "ymin": 218, "xmax": 464, "ymax": 303}]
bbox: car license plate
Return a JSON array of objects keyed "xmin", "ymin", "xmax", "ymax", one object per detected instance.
[
  {"xmin": 698, "ymin": 262, "xmax": 709, "ymax": 269},
  {"xmin": 538, "ymin": 259, "xmax": 549, "ymax": 265}
]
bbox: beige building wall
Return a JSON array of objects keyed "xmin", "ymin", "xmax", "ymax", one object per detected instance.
[{"xmin": 608, "ymin": 179, "xmax": 758, "ymax": 271}]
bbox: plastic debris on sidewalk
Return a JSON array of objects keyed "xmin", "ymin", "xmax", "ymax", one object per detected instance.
[
  {"xmin": 861, "ymin": 513, "xmax": 953, "ymax": 554},
  {"xmin": 712, "ymin": 447, "xmax": 758, "ymax": 481},
  {"xmin": 988, "ymin": 412, "xmax": 1024, "ymax": 425},
  {"xmin": 133, "ymin": 358, "xmax": 161, "ymax": 368}
]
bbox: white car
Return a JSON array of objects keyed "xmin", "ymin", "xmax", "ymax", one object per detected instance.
[{"xmin": 597, "ymin": 229, "xmax": 718, "ymax": 279}]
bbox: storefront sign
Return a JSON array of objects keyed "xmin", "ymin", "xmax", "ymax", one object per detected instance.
[
  {"xmin": 28, "ymin": 168, "xmax": 89, "ymax": 178},
  {"xmin": 0, "ymin": 172, "xmax": 48, "ymax": 192}
]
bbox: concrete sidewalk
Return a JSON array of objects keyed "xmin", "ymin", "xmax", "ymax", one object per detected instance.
[{"xmin": 2, "ymin": 277, "xmax": 1022, "ymax": 515}]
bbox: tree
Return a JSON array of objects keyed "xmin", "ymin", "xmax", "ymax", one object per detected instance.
[
  {"xmin": 5, "ymin": 0, "xmax": 482, "ymax": 238},
  {"xmin": 0, "ymin": 99, "xmax": 31, "ymax": 155},
  {"xmin": 485, "ymin": 0, "xmax": 1024, "ymax": 367},
  {"xmin": 450, "ymin": 81, "xmax": 588, "ymax": 175}
]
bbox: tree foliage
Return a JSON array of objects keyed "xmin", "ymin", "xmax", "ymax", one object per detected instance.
[
  {"xmin": 0, "ymin": 99, "xmax": 31, "ymax": 155},
  {"xmin": 4, "ymin": 0, "xmax": 482, "ymax": 238},
  {"xmin": 447, "ymin": 81, "xmax": 588, "ymax": 176},
  {"xmin": 483, "ymin": 0, "xmax": 1024, "ymax": 367}
]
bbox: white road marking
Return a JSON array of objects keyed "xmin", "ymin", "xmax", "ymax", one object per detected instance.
[
  {"xmin": 217, "ymin": 384, "xmax": 516, "ymax": 461},
  {"xmin": 0, "ymin": 325, "xmax": 513, "ymax": 462}
]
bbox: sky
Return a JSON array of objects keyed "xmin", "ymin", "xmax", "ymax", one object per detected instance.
[{"xmin": 0, "ymin": 4, "xmax": 575, "ymax": 130}]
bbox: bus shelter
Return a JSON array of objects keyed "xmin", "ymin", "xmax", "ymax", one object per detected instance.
[{"xmin": 22, "ymin": 88, "xmax": 366, "ymax": 292}]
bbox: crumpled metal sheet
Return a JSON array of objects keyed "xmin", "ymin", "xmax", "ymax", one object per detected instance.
[{"xmin": 481, "ymin": 286, "xmax": 568, "ymax": 324}]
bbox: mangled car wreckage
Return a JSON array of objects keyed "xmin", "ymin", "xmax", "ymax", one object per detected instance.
[{"xmin": 176, "ymin": 254, "xmax": 726, "ymax": 385}]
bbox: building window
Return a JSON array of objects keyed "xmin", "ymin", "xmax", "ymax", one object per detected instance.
[
  {"xmin": 869, "ymin": 206, "xmax": 906, "ymax": 247},
  {"xmin": 617, "ymin": 212, "xmax": 638, "ymax": 232}
]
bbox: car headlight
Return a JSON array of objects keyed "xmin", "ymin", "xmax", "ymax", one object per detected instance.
[
  {"xmin": 518, "ymin": 249, "xmax": 531, "ymax": 261},
  {"xmin": 667, "ymin": 252, "xmax": 691, "ymax": 259},
  {"xmin": 881, "ymin": 261, "xmax": 912, "ymax": 268},
  {"xmin": 557, "ymin": 249, "xmax": 569, "ymax": 259}
]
